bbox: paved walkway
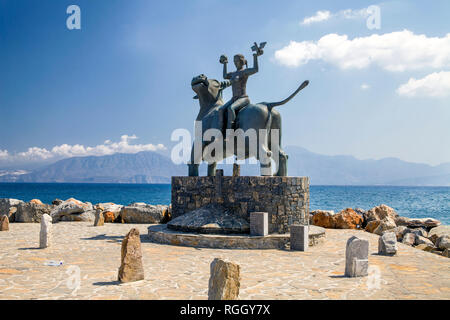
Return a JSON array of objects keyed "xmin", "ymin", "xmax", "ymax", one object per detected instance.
[{"xmin": 0, "ymin": 222, "xmax": 449, "ymax": 300}]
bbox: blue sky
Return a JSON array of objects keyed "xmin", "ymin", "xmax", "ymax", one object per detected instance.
[{"xmin": 0, "ymin": 0, "xmax": 449, "ymax": 168}]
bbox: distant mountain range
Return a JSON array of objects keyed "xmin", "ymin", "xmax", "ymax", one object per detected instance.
[{"xmin": 0, "ymin": 146, "xmax": 449, "ymax": 186}]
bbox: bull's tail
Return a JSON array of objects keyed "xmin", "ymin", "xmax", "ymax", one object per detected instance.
[
  {"xmin": 263, "ymin": 80, "xmax": 309, "ymax": 132},
  {"xmin": 266, "ymin": 80, "xmax": 309, "ymax": 111}
]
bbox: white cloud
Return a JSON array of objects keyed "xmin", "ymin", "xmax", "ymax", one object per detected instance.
[
  {"xmin": 361, "ymin": 84, "xmax": 370, "ymax": 90},
  {"xmin": 301, "ymin": 8, "xmax": 369, "ymax": 25},
  {"xmin": 274, "ymin": 30, "xmax": 450, "ymax": 72},
  {"xmin": 301, "ymin": 10, "xmax": 332, "ymax": 25},
  {"xmin": 397, "ymin": 71, "xmax": 450, "ymax": 97},
  {"xmin": 1, "ymin": 135, "xmax": 166, "ymax": 163},
  {"xmin": 0, "ymin": 150, "xmax": 9, "ymax": 160}
]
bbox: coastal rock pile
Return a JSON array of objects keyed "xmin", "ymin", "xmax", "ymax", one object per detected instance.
[{"xmin": 311, "ymin": 204, "xmax": 448, "ymax": 258}]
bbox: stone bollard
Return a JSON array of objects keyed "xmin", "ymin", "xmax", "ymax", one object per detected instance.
[
  {"xmin": 290, "ymin": 224, "xmax": 309, "ymax": 251},
  {"xmin": 208, "ymin": 258, "xmax": 240, "ymax": 300},
  {"xmin": 118, "ymin": 228, "xmax": 144, "ymax": 283},
  {"xmin": 94, "ymin": 209, "xmax": 104, "ymax": 226},
  {"xmin": 232, "ymin": 163, "xmax": 240, "ymax": 177},
  {"xmin": 250, "ymin": 212, "xmax": 268, "ymax": 236},
  {"xmin": 0, "ymin": 215, "xmax": 9, "ymax": 231},
  {"xmin": 378, "ymin": 232, "xmax": 397, "ymax": 255},
  {"xmin": 345, "ymin": 236, "xmax": 369, "ymax": 277},
  {"xmin": 39, "ymin": 214, "xmax": 52, "ymax": 248}
]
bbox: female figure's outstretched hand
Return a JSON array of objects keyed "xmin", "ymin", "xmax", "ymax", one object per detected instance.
[{"xmin": 219, "ymin": 55, "xmax": 228, "ymax": 64}]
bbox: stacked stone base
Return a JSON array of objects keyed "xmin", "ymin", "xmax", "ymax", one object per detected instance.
[{"xmin": 148, "ymin": 224, "xmax": 325, "ymax": 250}]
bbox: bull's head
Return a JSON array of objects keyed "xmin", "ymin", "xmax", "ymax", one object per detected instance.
[{"xmin": 191, "ymin": 74, "xmax": 226, "ymax": 107}]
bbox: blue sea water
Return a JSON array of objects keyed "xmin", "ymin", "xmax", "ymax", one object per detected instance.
[{"xmin": 0, "ymin": 183, "xmax": 449, "ymax": 224}]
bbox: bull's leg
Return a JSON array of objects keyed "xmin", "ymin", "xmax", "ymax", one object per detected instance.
[
  {"xmin": 188, "ymin": 142, "xmax": 203, "ymax": 176},
  {"xmin": 259, "ymin": 144, "xmax": 273, "ymax": 176},
  {"xmin": 275, "ymin": 149, "xmax": 288, "ymax": 176},
  {"xmin": 207, "ymin": 162, "xmax": 217, "ymax": 176}
]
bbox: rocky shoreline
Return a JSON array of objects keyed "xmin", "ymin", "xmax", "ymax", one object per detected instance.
[
  {"xmin": 310, "ymin": 204, "xmax": 449, "ymax": 258},
  {"xmin": 0, "ymin": 198, "xmax": 171, "ymax": 225},
  {"xmin": 1, "ymin": 198, "xmax": 448, "ymax": 258}
]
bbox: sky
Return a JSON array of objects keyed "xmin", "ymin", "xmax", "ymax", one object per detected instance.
[{"xmin": 0, "ymin": 0, "xmax": 449, "ymax": 169}]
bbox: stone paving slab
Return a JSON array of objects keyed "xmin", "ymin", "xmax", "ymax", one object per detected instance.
[{"xmin": 0, "ymin": 222, "xmax": 449, "ymax": 300}]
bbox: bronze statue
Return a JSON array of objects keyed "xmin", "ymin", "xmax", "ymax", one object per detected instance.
[{"xmin": 188, "ymin": 42, "xmax": 309, "ymax": 177}]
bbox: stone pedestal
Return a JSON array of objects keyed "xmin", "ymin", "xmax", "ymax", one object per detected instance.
[
  {"xmin": 345, "ymin": 236, "xmax": 369, "ymax": 277},
  {"xmin": 172, "ymin": 176, "xmax": 309, "ymax": 234},
  {"xmin": 250, "ymin": 212, "xmax": 268, "ymax": 236},
  {"xmin": 39, "ymin": 214, "xmax": 52, "ymax": 248},
  {"xmin": 290, "ymin": 224, "xmax": 309, "ymax": 251}
]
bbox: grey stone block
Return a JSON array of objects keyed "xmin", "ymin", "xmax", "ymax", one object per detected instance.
[
  {"xmin": 378, "ymin": 231, "xmax": 397, "ymax": 255},
  {"xmin": 290, "ymin": 224, "xmax": 309, "ymax": 251},
  {"xmin": 345, "ymin": 236, "xmax": 369, "ymax": 277},
  {"xmin": 250, "ymin": 212, "xmax": 268, "ymax": 236}
]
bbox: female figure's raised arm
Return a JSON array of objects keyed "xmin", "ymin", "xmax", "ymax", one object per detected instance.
[
  {"xmin": 245, "ymin": 53, "xmax": 259, "ymax": 76},
  {"xmin": 220, "ymin": 55, "xmax": 231, "ymax": 79}
]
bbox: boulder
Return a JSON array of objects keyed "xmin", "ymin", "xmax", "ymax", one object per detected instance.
[
  {"xmin": 406, "ymin": 227, "xmax": 428, "ymax": 238},
  {"xmin": 50, "ymin": 198, "xmax": 94, "ymax": 222},
  {"xmin": 39, "ymin": 214, "xmax": 52, "ymax": 248},
  {"xmin": 436, "ymin": 235, "xmax": 450, "ymax": 250},
  {"xmin": 120, "ymin": 203, "xmax": 168, "ymax": 224},
  {"xmin": 365, "ymin": 204, "xmax": 398, "ymax": 223},
  {"xmin": 96, "ymin": 203, "xmax": 123, "ymax": 220},
  {"xmin": 333, "ymin": 208, "xmax": 363, "ymax": 229},
  {"xmin": 405, "ymin": 218, "xmax": 441, "ymax": 229},
  {"xmin": 402, "ymin": 233, "xmax": 415, "ymax": 246},
  {"xmin": 0, "ymin": 215, "xmax": 9, "ymax": 231},
  {"xmin": 443, "ymin": 248, "xmax": 450, "ymax": 258},
  {"xmin": 0, "ymin": 198, "xmax": 24, "ymax": 222},
  {"xmin": 52, "ymin": 199, "xmax": 63, "ymax": 206},
  {"xmin": 15, "ymin": 201, "xmax": 52, "ymax": 223},
  {"xmin": 365, "ymin": 220, "xmax": 381, "ymax": 233},
  {"xmin": 311, "ymin": 210, "xmax": 336, "ymax": 228},
  {"xmin": 103, "ymin": 211, "xmax": 116, "ymax": 223},
  {"xmin": 415, "ymin": 235, "xmax": 434, "ymax": 247},
  {"xmin": 30, "ymin": 199, "xmax": 43, "ymax": 205},
  {"xmin": 372, "ymin": 217, "xmax": 397, "ymax": 235},
  {"xmin": 416, "ymin": 243, "xmax": 436, "ymax": 252},
  {"xmin": 428, "ymin": 225, "xmax": 450, "ymax": 244},
  {"xmin": 208, "ymin": 258, "xmax": 241, "ymax": 300},
  {"xmin": 378, "ymin": 232, "xmax": 397, "ymax": 255},
  {"xmin": 385, "ymin": 226, "xmax": 407, "ymax": 241},
  {"xmin": 395, "ymin": 216, "xmax": 411, "ymax": 227},
  {"xmin": 118, "ymin": 228, "xmax": 144, "ymax": 283}
]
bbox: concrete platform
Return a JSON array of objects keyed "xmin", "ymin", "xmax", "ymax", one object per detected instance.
[{"xmin": 147, "ymin": 224, "xmax": 326, "ymax": 249}]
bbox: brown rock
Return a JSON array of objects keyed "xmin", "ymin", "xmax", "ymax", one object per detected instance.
[
  {"xmin": 406, "ymin": 218, "xmax": 441, "ymax": 228},
  {"xmin": 365, "ymin": 204, "xmax": 398, "ymax": 223},
  {"xmin": 365, "ymin": 220, "xmax": 381, "ymax": 233},
  {"xmin": 118, "ymin": 228, "xmax": 144, "ymax": 283},
  {"xmin": 402, "ymin": 233, "xmax": 415, "ymax": 246},
  {"xmin": 443, "ymin": 248, "xmax": 450, "ymax": 258},
  {"xmin": 415, "ymin": 243, "xmax": 435, "ymax": 252},
  {"xmin": 103, "ymin": 211, "xmax": 115, "ymax": 223},
  {"xmin": 311, "ymin": 211, "xmax": 335, "ymax": 228},
  {"xmin": 415, "ymin": 235, "xmax": 434, "ymax": 247},
  {"xmin": 428, "ymin": 226, "xmax": 450, "ymax": 244},
  {"xmin": 208, "ymin": 258, "xmax": 240, "ymax": 300},
  {"xmin": 30, "ymin": 199, "xmax": 43, "ymax": 205},
  {"xmin": 333, "ymin": 208, "xmax": 363, "ymax": 229},
  {"xmin": 0, "ymin": 215, "xmax": 9, "ymax": 231},
  {"xmin": 373, "ymin": 217, "xmax": 397, "ymax": 235}
]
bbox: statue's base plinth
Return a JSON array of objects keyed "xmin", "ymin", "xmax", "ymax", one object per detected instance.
[
  {"xmin": 148, "ymin": 224, "xmax": 325, "ymax": 250},
  {"xmin": 171, "ymin": 175, "xmax": 310, "ymax": 234}
]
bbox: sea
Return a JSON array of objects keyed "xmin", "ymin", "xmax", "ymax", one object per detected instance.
[{"xmin": 0, "ymin": 183, "xmax": 449, "ymax": 224}]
